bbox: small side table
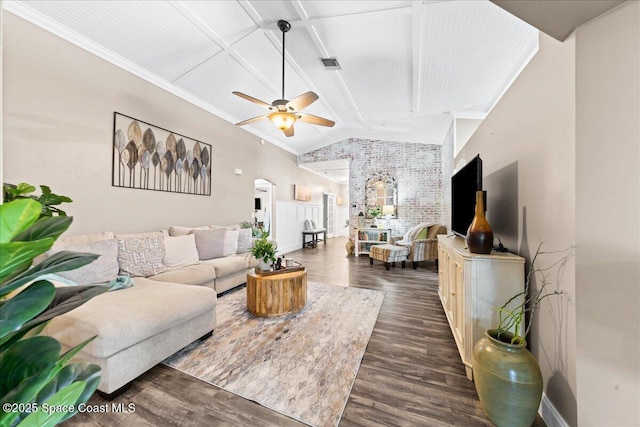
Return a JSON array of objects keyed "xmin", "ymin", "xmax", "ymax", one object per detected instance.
[{"xmin": 246, "ymin": 269, "xmax": 307, "ymax": 317}]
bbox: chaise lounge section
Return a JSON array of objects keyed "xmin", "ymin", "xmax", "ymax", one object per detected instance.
[{"xmin": 42, "ymin": 223, "xmax": 262, "ymax": 396}]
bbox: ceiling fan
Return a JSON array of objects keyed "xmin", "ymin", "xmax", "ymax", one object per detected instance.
[{"xmin": 233, "ymin": 20, "xmax": 335, "ymax": 137}]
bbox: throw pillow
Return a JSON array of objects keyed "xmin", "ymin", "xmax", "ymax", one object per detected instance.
[
  {"xmin": 163, "ymin": 234, "xmax": 200, "ymax": 269},
  {"xmin": 407, "ymin": 222, "xmax": 430, "ymax": 242},
  {"xmin": 236, "ymin": 228, "xmax": 253, "ymax": 253},
  {"xmin": 117, "ymin": 234, "xmax": 167, "ymax": 277},
  {"xmin": 191, "ymin": 228, "xmax": 227, "ymax": 260},
  {"xmin": 415, "ymin": 227, "xmax": 429, "ymax": 240},
  {"xmin": 168, "ymin": 225, "xmax": 210, "ymax": 236},
  {"xmin": 224, "ymin": 229, "xmax": 239, "ymax": 256},
  {"xmin": 49, "ymin": 238, "xmax": 119, "ymax": 285},
  {"xmin": 304, "ymin": 219, "xmax": 313, "ymax": 230}
]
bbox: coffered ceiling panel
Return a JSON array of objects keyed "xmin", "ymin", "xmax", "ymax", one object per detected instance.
[
  {"xmin": 4, "ymin": 0, "xmax": 541, "ymax": 155},
  {"xmin": 302, "ymin": 1, "xmax": 412, "ymax": 19},
  {"xmin": 180, "ymin": 1, "xmax": 259, "ymax": 46},
  {"xmin": 18, "ymin": 1, "xmax": 223, "ymax": 83}
]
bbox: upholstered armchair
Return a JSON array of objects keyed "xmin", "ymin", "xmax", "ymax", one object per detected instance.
[{"xmin": 394, "ymin": 223, "xmax": 448, "ymax": 268}]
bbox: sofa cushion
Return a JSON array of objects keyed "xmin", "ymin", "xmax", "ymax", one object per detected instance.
[
  {"xmin": 49, "ymin": 238, "xmax": 119, "ymax": 285},
  {"xmin": 54, "ymin": 231, "xmax": 115, "ymax": 247},
  {"xmin": 43, "ymin": 278, "xmax": 217, "ymax": 358},
  {"xmin": 210, "ymin": 224, "xmax": 241, "ymax": 230},
  {"xmin": 149, "ymin": 263, "xmax": 216, "ymax": 286},
  {"xmin": 224, "ymin": 230, "xmax": 239, "ymax": 256},
  {"xmin": 116, "ymin": 232, "xmax": 167, "ymax": 277},
  {"xmin": 236, "ymin": 228, "xmax": 252, "ymax": 253},
  {"xmin": 202, "ymin": 255, "xmax": 248, "ymax": 278},
  {"xmin": 163, "ymin": 234, "xmax": 200, "ymax": 269},
  {"xmin": 168, "ymin": 225, "xmax": 210, "ymax": 237},
  {"xmin": 191, "ymin": 229, "xmax": 226, "ymax": 260}
]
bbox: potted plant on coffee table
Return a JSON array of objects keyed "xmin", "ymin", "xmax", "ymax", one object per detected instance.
[
  {"xmin": 472, "ymin": 242, "xmax": 573, "ymax": 427},
  {"xmin": 250, "ymin": 231, "xmax": 276, "ymax": 272}
]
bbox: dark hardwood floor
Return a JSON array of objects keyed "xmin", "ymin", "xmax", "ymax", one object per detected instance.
[{"xmin": 65, "ymin": 237, "xmax": 543, "ymax": 426}]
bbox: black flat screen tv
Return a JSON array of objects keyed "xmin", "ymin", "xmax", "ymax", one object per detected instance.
[{"xmin": 451, "ymin": 154, "xmax": 483, "ymax": 237}]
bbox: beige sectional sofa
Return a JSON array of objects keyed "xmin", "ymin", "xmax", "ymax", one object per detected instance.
[{"xmin": 42, "ymin": 224, "xmax": 259, "ymax": 397}]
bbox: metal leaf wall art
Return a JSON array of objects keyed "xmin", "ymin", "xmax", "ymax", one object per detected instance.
[{"xmin": 112, "ymin": 112, "xmax": 212, "ymax": 196}]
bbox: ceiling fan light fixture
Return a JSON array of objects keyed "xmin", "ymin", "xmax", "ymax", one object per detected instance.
[
  {"xmin": 269, "ymin": 111, "xmax": 296, "ymax": 130},
  {"xmin": 233, "ymin": 19, "xmax": 333, "ymax": 136}
]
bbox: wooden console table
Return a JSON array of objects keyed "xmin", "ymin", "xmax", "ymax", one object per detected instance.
[
  {"xmin": 437, "ymin": 235, "xmax": 524, "ymax": 380},
  {"xmin": 246, "ymin": 269, "xmax": 307, "ymax": 317}
]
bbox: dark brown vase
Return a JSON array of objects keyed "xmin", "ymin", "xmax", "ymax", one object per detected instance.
[{"xmin": 466, "ymin": 191, "xmax": 493, "ymax": 254}]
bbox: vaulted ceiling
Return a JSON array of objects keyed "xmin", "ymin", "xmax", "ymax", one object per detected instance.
[{"xmin": 4, "ymin": 1, "xmax": 539, "ymax": 155}]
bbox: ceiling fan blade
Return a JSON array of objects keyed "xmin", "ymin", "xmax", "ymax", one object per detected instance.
[
  {"xmin": 286, "ymin": 91, "xmax": 319, "ymax": 112},
  {"xmin": 235, "ymin": 115, "xmax": 267, "ymax": 126},
  {"xmin": 232, "ymin": 91, "xmax": 273, "ymax": 109},
  {"xmin": 298, "ymin": 113, "xmax": 335, "ymax": 127},
  {"xmin": 283, "ymin": 125, "xmax": 295, "ymax": 137}
]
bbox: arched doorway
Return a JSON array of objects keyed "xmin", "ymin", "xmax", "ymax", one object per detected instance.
[{"xmin": 254, "ymin": 179, "xmax": 274, "ymax": 235}]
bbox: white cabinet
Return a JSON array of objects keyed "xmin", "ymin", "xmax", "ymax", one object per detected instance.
[
  {"xmin": 437, "ymin": 235, "xmax": 525, "ymax": 380},
  {"xmin": 355, "ymin": 228, "xmax": 391, "ymax": 256}
]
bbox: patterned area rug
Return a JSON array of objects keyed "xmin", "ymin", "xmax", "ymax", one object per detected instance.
[{"xmin": 163, "ymin": 281, "xmax": 384, "ymax": 427}]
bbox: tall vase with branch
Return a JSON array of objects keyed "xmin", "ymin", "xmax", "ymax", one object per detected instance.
[
  {"xmin": 473, "ymin": 241, "xmax": 574, "ymax": 427},
  {"xmin": 494, "ymin": 241, "xmax": 574, "ymax": 344}
]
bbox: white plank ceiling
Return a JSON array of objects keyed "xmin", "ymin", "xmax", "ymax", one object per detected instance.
[{"xmin": 4, "ymin": 0, "xmax": 538, "ymax": 155}]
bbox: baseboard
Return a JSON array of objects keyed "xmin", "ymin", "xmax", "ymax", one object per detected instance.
[
  {"xmin": 539, "ymin": 392, "xmax": 569, "ymax": 427},
  {"xmin": 277, "ymin": 243, "xmax": 304, "ymax": 255}
]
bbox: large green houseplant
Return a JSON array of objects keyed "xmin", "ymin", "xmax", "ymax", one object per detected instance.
[
  {"xmin": 472, "ymin": 242, "xmax": 573, "ymax": 427},
  {"xmin": 0, "ymin": 195, "xmax": 107, "ymax": 427}
]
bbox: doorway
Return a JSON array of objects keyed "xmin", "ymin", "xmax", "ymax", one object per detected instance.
[
  {"xmin": 254, "ymin": 179, "xmax": 273, "ymax": 235},
  {"xmin": 323, "ymin": 193, "xmax": 336, "ymax": 238}
]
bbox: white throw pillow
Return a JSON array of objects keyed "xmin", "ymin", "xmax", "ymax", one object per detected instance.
[
  {"xmin": 163, "ymin": 234, "xmax": 200, "ymax": 269},
  {"xmin": 49, "ymin": 238, "xmax": 119, "ymax": 285},
  {"xmin": 191, "ymin": 229, "xmax": 227, "ymax": 260},
  {"xmin": 236, "ymin": 228, "xmax": 253, "ymax": 253},
  {"xmin": 224, "ymin": 230, "xmax": 239, "ymax": 256}
]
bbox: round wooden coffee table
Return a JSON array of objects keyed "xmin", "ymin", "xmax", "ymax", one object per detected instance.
[{"xmin": 246, "ymin": 269, "xmax": 307, "ymax": 317}]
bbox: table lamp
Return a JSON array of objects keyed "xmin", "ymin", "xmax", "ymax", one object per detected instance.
[{"xmin": 382, "ymin": 205, "xmax": 395, "ymax": 229}]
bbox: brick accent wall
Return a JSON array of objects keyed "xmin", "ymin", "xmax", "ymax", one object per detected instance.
[{"xmin": 298, "ymin": 138, "xmax": 443, "ymax": 239}]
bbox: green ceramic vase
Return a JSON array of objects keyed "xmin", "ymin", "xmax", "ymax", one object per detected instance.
[{"xmin": 472, "ymin": 329, "xmax": 543, "ymax": 427}]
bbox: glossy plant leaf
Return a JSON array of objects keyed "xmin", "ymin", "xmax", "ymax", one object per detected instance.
[
  {"xmin": 0, "ymin": 199, "xmax": 41, "ymax": 244},
  {"xmin": 4, "ymin": 251, "xmax": 98, "ymax": 293},
  {"xmin": 19, "ymin": 382, "xmax": 84, "ymax": 427},
  {"xmin": 12, "ymin": 216, "xmax": 73, "ymax": 243},
  {"xmin": 0, "ymin": 336, "xmax": 59, "ymax": 398},
  {"xmin": 0, "ymin": 281, "xmax": 55, "ymax": 340},
  {"xmin": 0, "ymin": 287, "xmax": 105, "ymax": 352},
  {"xmin": 0, "ymin": 239, "xmax": 55, "ymax": 289},
  {"xmin": 36, "ymin": 363, "xmax": 102, "ymax": 423}
]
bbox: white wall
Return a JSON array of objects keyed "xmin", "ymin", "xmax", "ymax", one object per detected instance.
[
  {"xmin": 458, "ymin": 3, "xmax": 640, "ymax": 425},
  {"xmin": 1, "ymin": 12, "xmax": 343, "ymax": 234},
  {"xmin": 575, "ymin": 2, "xmax": 640, "ymax": 425},
  {"xmin": 275, "ymin": 201, "xmax": 322, "ymax": 254},
  {"xmin": 458, "ymin": 31, "xmax": 577, "ymax": 426}
]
